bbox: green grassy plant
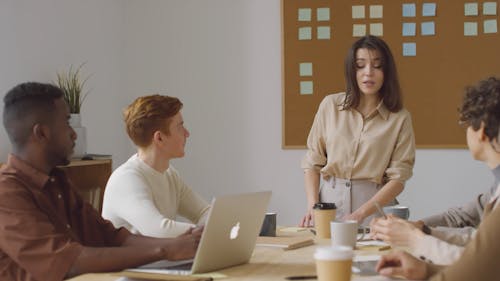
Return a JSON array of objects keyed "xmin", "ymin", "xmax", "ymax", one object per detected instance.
[{"xmin": 56, "ymin": 63, "xmax": 90, "ymax": 114}]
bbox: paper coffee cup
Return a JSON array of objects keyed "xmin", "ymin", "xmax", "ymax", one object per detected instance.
[
  {"xmin": 314, "ymin": 246, "xmax": 353, "ymax": 281},
  {"xmin": 313, "ymin": 203, "xmax": 337, "ymax": 238}
]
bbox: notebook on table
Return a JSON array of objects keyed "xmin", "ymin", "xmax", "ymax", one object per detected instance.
[
  {"xmin": 256, "ymin": 236, "xmax": 314, "ymax": 250},
  {"xmin": 126, "ymin": 191, "xmax": 272, "ymax": 275}
]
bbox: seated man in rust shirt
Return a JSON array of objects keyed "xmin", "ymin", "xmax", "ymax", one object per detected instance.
[{"xmin": 0, "ymin": 82, "xmax": 202, "ymax": 281}]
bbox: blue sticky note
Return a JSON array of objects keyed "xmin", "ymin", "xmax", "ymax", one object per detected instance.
[
  {"xmin": 422, "ymin": 3, "xmax": 436, "ymax": 16},
  {"xmin": 299, "ymin": 63, "xmax": 313, "ymax": 76},
  {"xmin": 464, "ymin": 22, "xmax": 478, "ymax": 36},
  {"xmin": 483, "ymin": 2, "xmax": 497, "ymax": 16},
  {"xmin": 403, "ymin": 3, "xmax": 416, "ymax": 17},
  {"xmin": 298, "ymin": 8, "xmax": 312, "ymax": 21},
  {"xmin": 421, "ymin": 21, "xmax": 435, "ymax": 36},
  {"xmin": 402, "ymin": 22, "xmax": 416, "ymax": 36},
  {"xmin": 403, "ymin": 42, "xmax": 416, "ymax": 56},
  {"xmin": 465, "ymin": 3, "xmax": 479, "ymax": 16},
  {"xmin": 484, "ymin": 19, "xmax": 498, "ymax": 34},
  {"xmin": 298, "ymin": 27, "xmax": 312, "ymax": 40},
  {"xmin": 300, "ymin": 81, "xmax": 313, "ymax": 95}
]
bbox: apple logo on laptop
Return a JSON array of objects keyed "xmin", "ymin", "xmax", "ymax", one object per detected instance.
[{"xmin": 230, "ymin": 222, "xmax": 240, "ymax": 240}]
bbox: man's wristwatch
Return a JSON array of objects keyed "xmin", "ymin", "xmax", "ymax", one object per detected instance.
[{"xmin": 422, "ymin": 224, "xmax": 432, "ymax": 235}]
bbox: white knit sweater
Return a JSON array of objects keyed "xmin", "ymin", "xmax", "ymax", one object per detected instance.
[{"xmin": 102, "ymin": 154, "xmax": 210, "ymax": 238}]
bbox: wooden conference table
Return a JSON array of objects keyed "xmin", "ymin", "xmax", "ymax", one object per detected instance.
[{"xmin": 67, "ymin": 230, "xmax": 388, "ymax": 281}]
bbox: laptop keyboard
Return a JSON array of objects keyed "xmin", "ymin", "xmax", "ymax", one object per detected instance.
[{"xmin": 166, "ymin": 261, "xmax": 194, "ymax": 270}]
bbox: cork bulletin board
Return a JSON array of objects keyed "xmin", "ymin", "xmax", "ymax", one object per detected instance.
[{"xmin": 282, "ymin": 0, "xmax": 500, "ymax": 148}]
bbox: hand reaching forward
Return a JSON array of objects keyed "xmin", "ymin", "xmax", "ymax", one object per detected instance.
[
  {"xmin": 161, "ymin": 227, "xmax": 203, "ymax": 261},
  {"xmin": 369, "ymin": 215, "xmax": 424, "ymax": 248},
  {"xmin": 376, "ymin": 250, "xmax": 428, "ymax": 280}
]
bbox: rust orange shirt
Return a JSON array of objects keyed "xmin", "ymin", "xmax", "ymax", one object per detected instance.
[{"xmin": 0, "ymin": 154, "xmax": 130, "ymax": 281}]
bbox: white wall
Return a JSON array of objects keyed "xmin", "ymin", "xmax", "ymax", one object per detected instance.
[{"xmin": 0, "ymin": 0, "xmax": 494, "ymax": 225}]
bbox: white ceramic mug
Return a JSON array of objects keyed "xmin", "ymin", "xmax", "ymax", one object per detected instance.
[
  {"xmin": 330, "ymin": 220, "xmax": 367, "ymax": 248},
  {"xmin": 383, "ymin": 205, "xmax": 410, "ymax": 220}
]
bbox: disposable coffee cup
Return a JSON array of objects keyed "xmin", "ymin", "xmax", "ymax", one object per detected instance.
[
  {"xmin": 314, "ymin": 246, "xmax": 353, "ymax": 281},
  {"xmin": 259, "ymin": 212, "xmax": 277, "ymax": 236},
  {"xmin": 383, "ymin": 205, "xmax": 410, "ymax": 220},
  {"xmin": 313, "ymin": 202, "xmax": 337, "ymax": 238}
]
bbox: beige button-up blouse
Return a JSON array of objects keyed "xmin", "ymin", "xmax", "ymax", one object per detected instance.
[{"xmin": 301, "ymin": 93, "xmax": 416, "ymax": 185}]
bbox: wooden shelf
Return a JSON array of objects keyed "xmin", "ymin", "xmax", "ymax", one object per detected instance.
[{"xmin": 59, "ymin": 158, "xmax": 112, "ymax": 212}]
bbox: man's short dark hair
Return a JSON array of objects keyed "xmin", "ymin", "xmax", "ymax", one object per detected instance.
[{"xmin": 3, "ymin": 82, "xmax": 64, "ymax": 149}]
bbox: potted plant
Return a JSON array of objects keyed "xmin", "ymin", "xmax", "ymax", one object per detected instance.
[{"xmin": 56, "ymin": 63, "xmax": 90, "ymax": 158}]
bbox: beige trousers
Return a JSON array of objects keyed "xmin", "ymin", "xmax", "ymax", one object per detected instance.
[{"xmin": 319, "ymin": 177, "xmax": 396, "ymax": 226}]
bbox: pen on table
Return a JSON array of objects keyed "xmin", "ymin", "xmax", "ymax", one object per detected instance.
[
  {"xmin": 374, "ymin": 202, "xmax": 387, "ymax": 219},
  {"xmin": 378, "ymin": 245, "xmax": 391, "ymax": 251},
  {"xmin": 285, "ymin": 275, "xmax": 317, "ymax": 280}
]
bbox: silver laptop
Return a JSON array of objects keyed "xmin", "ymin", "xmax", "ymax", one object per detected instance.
[{"xmin": 127, "ymin": 191, "xmax": 272, "ymax": 275}]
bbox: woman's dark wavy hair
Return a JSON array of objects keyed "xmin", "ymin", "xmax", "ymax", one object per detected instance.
[
  {"xmin": 459, "ymin": 77, "xmax": 500, "ymax": 143},
  {"xmin": 343, "ymin": 35, "xmax": 402, "ymax": 112}
]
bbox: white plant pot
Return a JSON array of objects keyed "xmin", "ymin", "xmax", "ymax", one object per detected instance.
[{"xmin": 70, "ymin": 113, "xmax": 87, "ymax": 158}]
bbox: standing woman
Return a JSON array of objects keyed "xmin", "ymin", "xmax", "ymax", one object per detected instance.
[{"xmin": 300, "ymin": 35, "xmax": 415, "ymax": 226}]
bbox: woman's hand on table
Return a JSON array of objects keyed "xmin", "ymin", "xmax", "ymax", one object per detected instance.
[{"xmin": 299, "ymin": 209, "xmax": 314, "ymax": 227}]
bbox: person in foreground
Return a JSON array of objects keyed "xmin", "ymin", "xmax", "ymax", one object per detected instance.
[
  {"xmin": 102, "ymin": 95, "xmax": 210, "ymax": 238},
  {"xmin": 376, "ymin": 77, "xmax": 500, "ymax": 280},
  {"xmin": 300, "ymin": 35, "xmax": 416, "ymax": 226},
  {"xmin": 0, "ymin": 82, "xmax": 201, "ymax": 281},
  {"xmin": 369, "ymin": 175, "xmax": 498, "ymax": 265}
]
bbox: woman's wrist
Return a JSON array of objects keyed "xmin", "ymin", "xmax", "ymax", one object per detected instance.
[{"xmin": 408, "ymin": 227, "xmax": 426, "ymax": 248}]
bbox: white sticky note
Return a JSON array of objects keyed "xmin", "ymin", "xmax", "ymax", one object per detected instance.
[
  {"xmin": 370, "ymin": 23, "xmax": 383, "ymax": 36},
  {"xmin": 403, "ymin": 3, "xmax": 416, "ymax": 17},
  {"xmin": 484, "ymin": 19, "xmax": 498, "ymax": 33},
  {"xmin": 298, "ymin": 8, "xmax": 312, "ymax": 21},
  {"xmin": 402, "ymin": 42, "xmax": 416, "ymax": 56},
  {"xmin": 352, "ymin": 5, "xmax": 365, "ymax": 19},
  {"xmin": 464, "ymin": 3, "xmax": 479, "ymax": 16},
  {"xmin": 464, "ymin": 22, "xmax": 478, "ymax": 36},
  {"xmin": 317, "ymin": 8, "xmax": 330, "ymax": 21},
  {"xmin": 483, "ymin": 2, "xmax": 497, "ymax": 15},
  {"xmin": 299, "ymin": 63, "xmax": 313, "ymax": 76},
  {"xmin": 317, "ymin": 26, "xmax": 331, "ymax": 39},
  {"xmin": 300, "ymin": 81, "xmax": 313, "ymax": 95},
  {"xmin": 421, "ymin": 21, "xmax": 435, "ymax": 36},
  {"xmin": 353, "ymin": 24, "xmax": 366, "ymax": 37},
  {"xmin": 402, "ymin": 22, "xmax": 417, "ymax": 36},
  {"xmin": 298, "ymin": 27, "xmax": 312, "ymax": 40},
  {"xmin": 370, "ymin": 5, "xmax": 383, "ymax": 19}
]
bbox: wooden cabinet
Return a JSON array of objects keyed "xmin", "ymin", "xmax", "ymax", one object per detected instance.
[{"xmin": 60, "ymin": 159, "xmax": 112, "ymax": 212}]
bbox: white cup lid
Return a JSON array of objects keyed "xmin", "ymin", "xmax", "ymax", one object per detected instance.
[{"xmin": 314, "ymin": 246, "xmax": 353, "ymax": 260}]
